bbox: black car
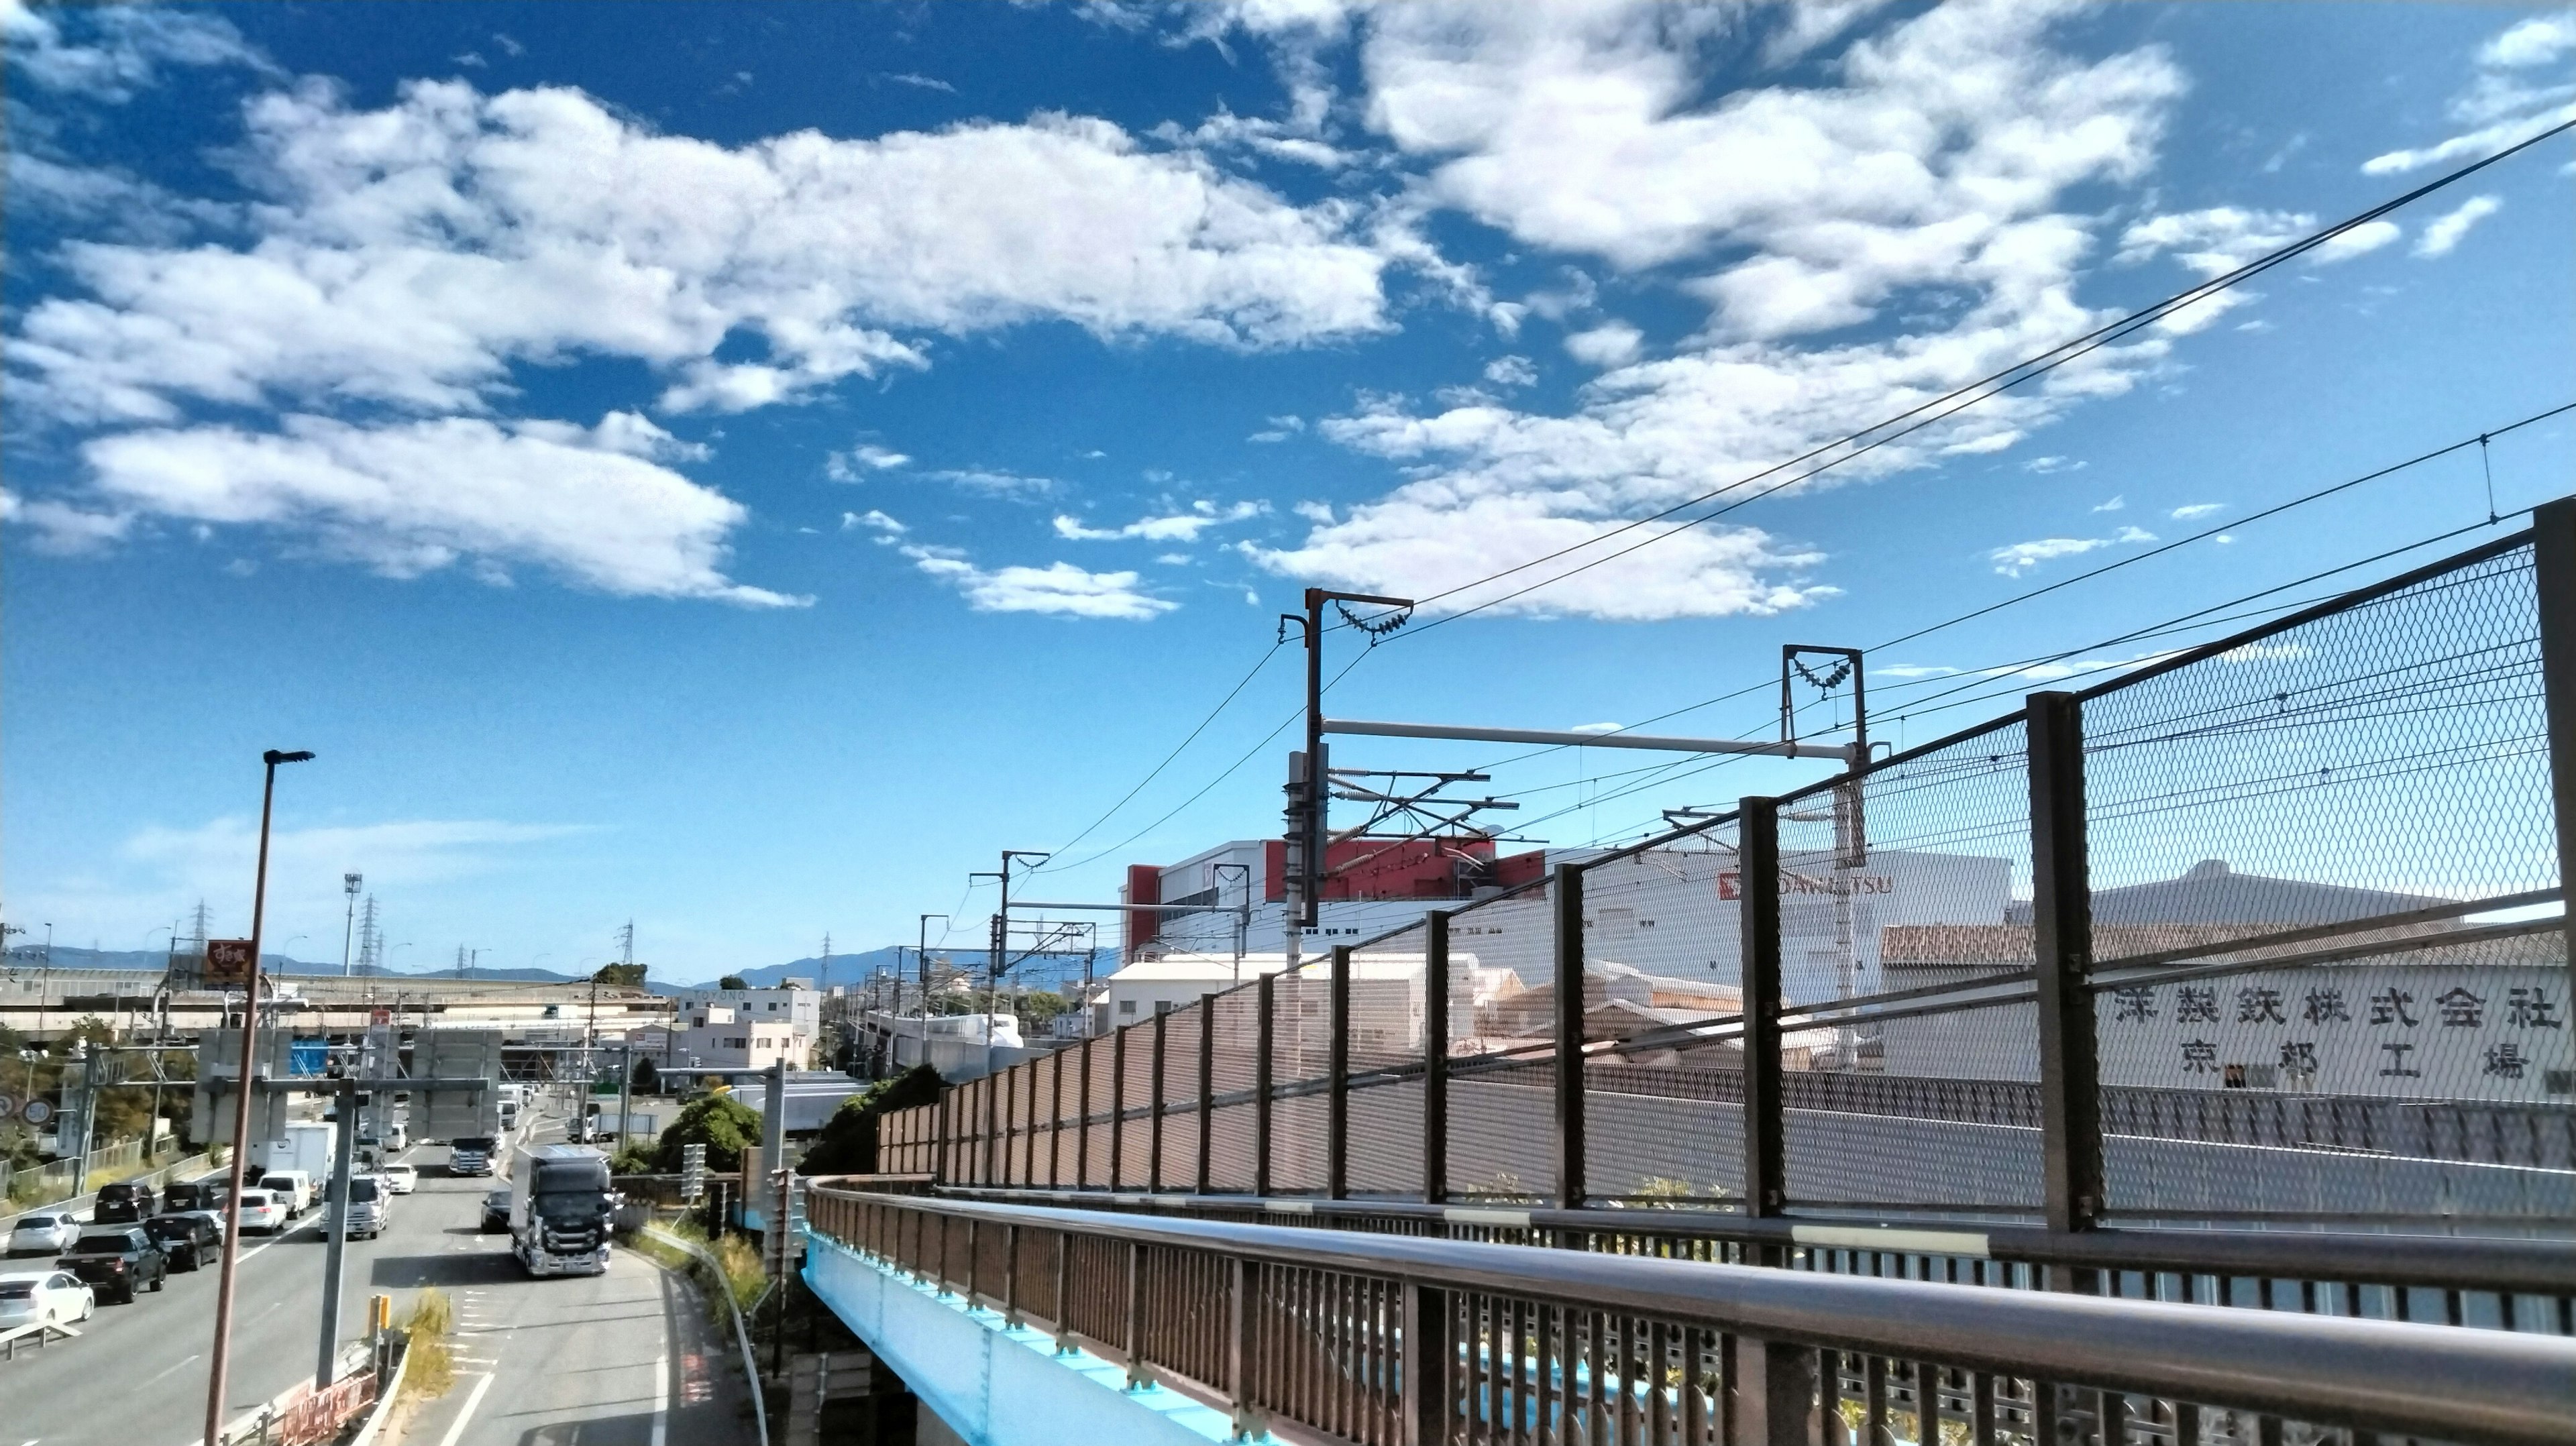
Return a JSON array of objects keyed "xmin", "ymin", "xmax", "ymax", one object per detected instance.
[
  {"xmin": 58, "ymin": 1227, "xmax": 167, "ymax": 1304},
  {"xmin": 142, "ymin": 1213, "xmax": 219, "ymax": 1272},
  {"xmin": 93, "ymin": 1180, "xmax": 160, "ymax": 1223},
  {"xmin": 159, "ymin": 1179, "xmax": 218, "ymax": 1213},
  {"xmin": 480, "ymin": 1187, "xmax": 511, "ymax": 1233}
]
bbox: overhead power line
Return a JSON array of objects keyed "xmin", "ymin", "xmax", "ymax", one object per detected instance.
[{"xmin": 1037, "ymin": 638, "xmax": 1287, "ymax": 869}]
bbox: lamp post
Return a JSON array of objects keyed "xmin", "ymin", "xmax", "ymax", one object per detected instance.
[
  {"xmin": 204, "ymin": 747, "xmax": 313, "ymax": 1446},
  {"xmin": 339, "ymin": 873, "xmax": 362, "ymax": 977}
]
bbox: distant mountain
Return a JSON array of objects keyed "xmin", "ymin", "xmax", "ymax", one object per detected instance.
[
  {"xmin": 659, "ymin": 945, "xmax": 1108, "ymax": 993},
  {"xmin": 7, "ymin": 940, "xmax": 1108, "ymax": 993}
]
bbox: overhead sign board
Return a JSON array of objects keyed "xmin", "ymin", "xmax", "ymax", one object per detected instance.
[{"xmin": 206, "ymin": 938, "xmax": 257, "ymax": 985}]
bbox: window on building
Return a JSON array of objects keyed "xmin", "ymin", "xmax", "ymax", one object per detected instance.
[
  {"xmin": 1156, "ymin": 1000, "xmax": 1175, "ymax": 1015},
  {"xmin": 1118, "ymin": 999, "xmax": 1138, "ymax": 1016}
]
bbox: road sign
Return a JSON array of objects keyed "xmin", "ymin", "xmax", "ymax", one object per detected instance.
[
  {"xmin": 207, "ymin": 938, "xmax": 256, "ymax": 984},
  {"xmin": 0, "ymin": 1093, "xmax": 14, "ymax": 1119},
  {"xmin": 681, "ymin": 1142, "xmax": 706, "ymax": 1203},
  {"xmin": 21, "ymin": 1098, "xmax": 54, "ymax": 1126}
]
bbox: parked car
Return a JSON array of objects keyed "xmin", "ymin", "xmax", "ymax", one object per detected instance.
[
  {"xmin": 7, "ymin": 1213, "xmax": 82, "ymax": 1258},
  {"xmin": 382, "ymin": 1162, "xmax": 417, "ymax": 1195},
  {"xmin": 93, "ymin": 1180, "xmax": 160, "ymax": 1223},
  {"xmin": 143, "ymin": 1212, "xmax": 220, "ymax": 1272},
  {"xmin": 160, "ymin": 1179, "xmax": 219, "ymax": 1213},
  {"xmin": 57, "ymin": 1227, "xmax": 166, "ymax": 1304},
  {"xmin": 0, "ymin": 1269, "xmax": 93, "ymax": 1329},
  {"xmin": 480, "ymin": 1187, "xmax": 511, "ymax": 1233},
  {"xmin": 234, "ymin": 1190, "xmax": 288, "ymax": 1235}
]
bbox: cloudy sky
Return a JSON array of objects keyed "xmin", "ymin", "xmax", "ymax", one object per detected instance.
[{"xmin": 5, "ymin": 1, "xmax": 2571, "ymax": 980}]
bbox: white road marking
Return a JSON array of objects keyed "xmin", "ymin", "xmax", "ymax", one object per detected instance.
[
  {"xmin": 651, "ymin": 1353, "xmax": 669, "ymax": 1446},
  {"xmin": 144, "ymin": 1353, "xmax": 203, "ymax": 1385},
  {"xmin": 435, "ymin": 1372, "xmax": 497, "ymax": 1446}
]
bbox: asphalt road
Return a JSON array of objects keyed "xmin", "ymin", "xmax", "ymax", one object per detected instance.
[{"xmin": 3, "ymin": 1096, "xmax": 744, "ymax": 1446}]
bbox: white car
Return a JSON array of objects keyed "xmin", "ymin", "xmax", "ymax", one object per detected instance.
[
  {"xmin": 6, "ymin": 1213, "xmax": 81, "ymax": 1258},
  {"xmin": 382, "ymin": 1162, "xmax": 417, "ymax": 1195},
  {"xmin": 0, "ymin": 1269, "xmax": 94, "ymax": 1329},
  {"xmin": 235, "ymin": 1190, "xmax": 288, "ymax": 1235}
]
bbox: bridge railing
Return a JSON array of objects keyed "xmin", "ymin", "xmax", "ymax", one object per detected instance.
[
  {"xmin": 880, "ymin": 511, "xmax": 2576, "ymax": 1236},
  {"xmin": 807, "ymin": 1186, "xmax": 2576, "ymax": 1446}
]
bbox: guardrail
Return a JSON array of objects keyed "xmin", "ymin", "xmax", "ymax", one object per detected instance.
[
  {"xmin": 932, "ymin": 1183, "xmax": 2576, "ymax": 1333},
  {"xmin": 642, "ymin": 1225, "xmax": 771, "ymax": 1446},
  {"xmin": 0, "ymin": 1318, "xmax": 80, "ymax": 1359},
  {"xmin": 811, "ymin": 1186, "xmax": 2576, "ymax": 1446}
]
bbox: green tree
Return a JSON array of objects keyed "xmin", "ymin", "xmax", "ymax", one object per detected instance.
[
  {"xmin": 716, "ymin": 974, "xmax": 750, "ymax": 990},
  {"xmin": 796, "ymin": 1065, "xmax": 943, "ymax": 1177},
  {"xmin": 592, "ymin": 962, "xmax": 647, "ymax": 988},
  {"xmin": 629, "ymin": 1056, "xmax": 660, "ymax": 1095},
  {"xmin": 653, "ymin": 1091, "xmax": 763, "ymax": 1172}
]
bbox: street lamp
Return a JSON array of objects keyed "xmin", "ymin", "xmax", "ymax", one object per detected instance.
[
  {"xmin": 340, "ymin": 873, "xmax": 363, "ymax": 977},
  {"xmin": 204, "ymin": 747, "xmax": 313, "ymax": 1446}
]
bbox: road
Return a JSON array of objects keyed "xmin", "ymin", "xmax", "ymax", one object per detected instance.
[{"xmin": 3, "ymin": 1097, "xmax": 746, "ymax": 1446}]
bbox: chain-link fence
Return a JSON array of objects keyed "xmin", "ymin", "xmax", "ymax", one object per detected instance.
[{"xmin": 874, "ymin": 524, "xmax": 2575, "ymax": 1229}]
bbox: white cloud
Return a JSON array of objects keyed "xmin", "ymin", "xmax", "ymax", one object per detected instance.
[
  {"xmin": 1564, "ymin": 321, "xmax": 1644, "ymax": 368},
  {"xmin": 880, "ymin": 71, "xmax": 957, "ymax": 93},
  {"xmin": 1988, "ymin": 524, "xmax": 2153, "ymax": 577},
  {"xmin": 1874, "ymin": 663, "xmax": 1960, "ymax": 679},
  {"xmin": 1248, "ymin": 414, "xmax": 1305, "ymax": 442},
  {"xmin": 2169, "ymin": 502, "xmax": 2223, "ymax": 520},
  {"xmin": 2090, "ymin": 494, "xmax": 2123, "ymax": 511},
  {"xmin": 2115, "ymin": 207, "xmax": 2396, "ymax": 333},
  {"xmin": 2415, "ymin": 194, "xmax": 2502, "ymax": 258},
  {"xmin": 74, "ymin": 414, "xmax": 801, "ymax": 605},
  {"xmin": 1482, "ymin": 353, "xmax": 1537, "ymax": 388},
  {"xmin": 2022, "ymin": 455, "xmax": 2082, "ymax": 474},
  {"xmin": 1244, "ymin": 1, "xmax": 2192, "ymax": 620},
  {"xmin": 843, "ymin": 508, "xmax": 906, "ymax": 541},
  {"xmin": 1, "ymin": 0, "xmax": 274, "ymax": 101},
  {"xmin": 928, "ymin": 467, "xmax": 1056, "ymax": 498},
  {"xmin": 825, "ymin": 443, "xmax": 912, "ymax": 481},
  {"xmin": 2363, "ymin": 11, "xmax": 2576, "ymax": 175},
  {"xmin": 1055, "ymin": 500, "xmax": 1266, "ymax": 541},
  {"xmin": 903, "ymin": 547, "xmax": 1176, "ymax": 618},
  {"xmin": 9, "ymin": 81, "xmax": 1401, "ymax": 430},
  {"xmin": 2308, "ymin": 219, "xmax": 2401, "ymax": 264}
]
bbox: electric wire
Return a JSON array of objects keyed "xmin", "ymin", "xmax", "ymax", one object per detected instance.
[{"xmin": 1035, "ymin": 638, "xmax": 1287, "ymax": 871}]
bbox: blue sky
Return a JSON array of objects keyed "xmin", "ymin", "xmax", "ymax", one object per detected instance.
[{"xmin": 4, "ymin": 1, "xmax": 2571, "ymax": 982}]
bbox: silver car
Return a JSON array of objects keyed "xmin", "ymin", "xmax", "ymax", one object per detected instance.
[{"xmin": 6, "ymin": 1213, "xmax": 80, "ymax": 1258}]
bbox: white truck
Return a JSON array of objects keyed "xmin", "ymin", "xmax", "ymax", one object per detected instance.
[
  {"xmin": 508, "ymin": 1143, "xmax": 614, "ymax": 1278},
  {"xmin": 250, "ymin": 1122, "xmax": 336, "ymax": 1192}
]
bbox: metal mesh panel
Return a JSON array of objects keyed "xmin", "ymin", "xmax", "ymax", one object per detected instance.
[
  {"xmin": 1581, "ymin": 822, "xmax": 1746, "ymax": 1205},
  {"xmin": 1210, "ymin": 985, "xmax": 1261, "ymax": 1095},
  {"xmin": 1160, "ymin": 1003, "xmax": 1206, "ymax": 1188},
  {"xmin": 1271, "ymin": 1090, "xmax": 1330, "ymax": 1195},
  {"xmin": 1446, "ymin": 881, "xmax": 1558, "ymax": 1202},
  {"xmin": 1079, "ymin": 1038, "xmax": 1113, "ymax": 1189},
  {"xmin": 1207, "ymin": 1099, "xmax": 1257, "ymax": 1192},
  {"xmin": 2081, "ymin": 543, "xmax": 2573, "ymax": 1219},
  {"xmin": 1772, "ymin": 719, "xmax": 2045, "ymax": 1209},
  {"xmin": 1345, "ymin": 924, "xmax": 1429, "ymax": 1199}
]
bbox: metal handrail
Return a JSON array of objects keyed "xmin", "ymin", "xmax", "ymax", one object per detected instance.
[
  {"xmin": 643, "ymin": 1225, "xmax": 770, "ymax": 1446},
  {"xmin": 929, "ymin": 1182, "xmax": 2576, "ymax": 1296},
  {"xmin": 815, "ymin": 1188, "xmax": 2576, "ymax": 1446}
]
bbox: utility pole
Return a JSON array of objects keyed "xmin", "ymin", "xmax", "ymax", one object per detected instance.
[
  {"xmin": 339, "ymin": 873, "xmax": 363, "ymax": 977},
  {"xmin": 916, "ymin": 914, "xmax": 947, "ymax": 1023},
  {"xmin": 1281, "ymin": 588, "xmax": 1413, "ymax": 972},
  {"xmin": 205, "ymin": 747, "xmax": 313, "ymax": 1446}
]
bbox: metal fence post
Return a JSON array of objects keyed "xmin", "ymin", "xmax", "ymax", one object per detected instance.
[
  {"xmin": 1401, "ymin": 1280, "xmax": 1450, "ymax": 1446},
  {"xmin": 1739, "ymin": 797, "xmax": 1786, "ymax": 1219},
  {"xmin": 1077, "ymin": 1038, "xmax": 1093, "ymax": 1190},
  {"xmin": 1732, "ymin": 1336, "xmax": 1822, "ymax": 1446},
  {"xmin": 1255, "ymin": 972, "xmax": 1276, "ymax": 1197},
  {"xmin": 1423, "ymin": 911, "xmax": 1450, "ymax": 1205},
  {"xmin": 1149, "ymin": 1010, "xmax": 1168, "ymax": 1192},
  {"xmin": 1110, "ymin": 1025, "xmax": 1128, "ymax": 1193},
  {"xmin": 1227, "ymin": 1256, "xmax": 1257, "ymax": 1440},
  {"xmin": 1124, "ymin": 1239, "xmax": 1149, "ymax": 1390},
  {"xmin": 2532, "ymin": 498, "xmax": 2576, "ymax": 1007},
  {"xmin": 1052, "ymin": 1048, "xmax": 1067, "ymax": 1188},
  {"xmin": 2029, "ymin": 690, "xmax": 2104, "ymax": 1237},
  {"xmin": 1328, "ymin": 944, "xmax": 1352, "ymax": 1201},
  {"xmin": 1197, "ymin": 993, "xmax": 1216, "ymax": 1194},
  {"xmin": 938, "ymin": 1086, "xmax": 955, "ymax": 1186},
  {"xmin": 1553, "ymin": 863, "xmax": 1587, "ymax": 1211}
]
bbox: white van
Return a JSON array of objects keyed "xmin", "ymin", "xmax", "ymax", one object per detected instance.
[{"xmin": 257, "ymin": 1170, "xmax": 316, "ymax": 1216}]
